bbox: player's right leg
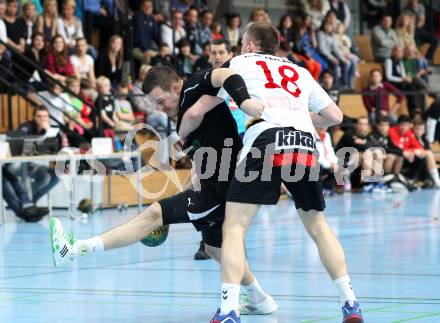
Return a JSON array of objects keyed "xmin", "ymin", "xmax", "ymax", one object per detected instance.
[{"xmin": 50, "ymin": 202, "xmax": 163, "ymax": 266}]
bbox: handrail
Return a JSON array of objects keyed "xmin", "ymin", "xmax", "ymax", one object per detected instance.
[
  {"xmin": 0, "ymin": 56, "xmax": 95, "ymax": 139},
  {"xmin": 0, "ymin": 75, "xmax": 88, "ymax": 144},
  {"xmin": 0, "ymin": 39, "xmax": 95, "ymax": 112}
]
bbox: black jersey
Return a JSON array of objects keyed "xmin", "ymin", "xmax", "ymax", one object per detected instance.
[{"xmin": 176, "ymin": 70, "xmax": 242, "ymax": 183}]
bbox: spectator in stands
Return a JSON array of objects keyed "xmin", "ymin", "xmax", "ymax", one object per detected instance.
[
  {"xmin": 161, "ymin": 10, "xmax": 186, "ymax": 55},
  {"xmin": 95, "ymin": 34, "xmax": 123, "ymax": 86},
  {"xmin": 395, "ymin": 13, "xmax": 417, "ymax": 51},
  {"xmin": 175, "ymin": 38, "xmax": 196, "ymax": 76},
  {"xmin": 302, "ymin": 0, "xmax": 330, "ymax": 30},
  {"xmin": 222, "ymin": 12, "xmax": 241, "ymax": 49},
  {"xmin": 197, "ymin": 9, "xmax": 213, "ymax": 49},
  {"xmin": 192, "ymin": 41, "xmax": 211, "ymax": 72},
  {"xmin": 70, "ymin": 37, "xmax": 96, "ymax": 89},
  {"xmin": 45, "ymin": 34, "xmax": 79, "ymax": 83},
  {"xmin": 336, "ymin": 116, "xmax": 377, "ymax": 189},
  {"xmin": 321, "ymin": 70, "xmax": 339, "ymax": 104},
  {"xmin": 404, "ymin": 0, "xmax": 438, "ymax": 63},
  {"xmin": 0, "ymin": 0, "xmax": 7, "ymax": 45},
  {"xmin": 318, "ymin": 19, "xmax": 355, "ymax": 88},
  {"xmin": 184, "ymin": 7, "xmax": 201, "ymax": 55},
  {"xmin": 362, "ymin": 69, "xmax": 404, "ymax": 123},
  {"xmin": 368, "ymin": 116, "xmax": 403, "ymax": 175},
  {"xmin": 425, "ymin": 96, "xmax": 440, "ymax": 143},
  {"xmin": 61, "ymin": 77, "xmax": 93, "ymax": 136},
  {"xmin": 315, "ymin": 126, "xmax": 339, "ymax": 194},
  {"xmin": 131, "ymin": 0, "xmax": 160, "ymax": 65},
  {"xmin": 20, "ymin": 2, "xmax": 36, "ymax": 46},
  {"xmin": 36, "ymin": 0, "xmax": 57, "ymax": 42},
  {"xmin": 39, "ymin": 83, "xmax": 69, "ymax": 126},
  {"xmin": 82, "ymin": 0, "xmax": 116, "ymax": 49},
  {"xmin": 56, "ymin": 0, "xmax": 84, "ymax": 51},
  {"xmin": 151, "ymin": 42, "xmax": 180, "ymax": 71},
  {"xmin": 277, "ymin": 14, "xmax": 294, "ymax": 46},
  {"xmin": 2, "ymin": 166, "xmax": 48, "ymax": 222},
  {"xmin": 277, "ymin": 41, "xmax": 307, "ymax": 68},
  {"xmin": 403, "ymin": 43, "xmax": 429, "ymax": 87},
  {"xmin": 210, "ymin": 20, "xmax": 222, "ymax": 40},
  {"xmin": 17, "ymin": 31, "xmax": 45, "ymax": 89},
  {"xmin": 247, "ymin": 8, "xmax": 270, "ymax": 27},
  {"xmin": 290, "ymin": 14, "xmax": 321, "ymax": 79},
  {"xmin": 17, "ymin": 106, "xmax": 60, "ymax": 203},
  {"xmin": 299, "ymin": 13, "xmax": 328, "ymax": 72},
  {"xmin": 410, "ymin": 119, "xmax": 437, "ymax": 186},
  {"xmin": 329, "ymin": 0, "xmax": 351, "ymax": 32},
  {"xmin": 4, "ymin": 0, "xmax": 26, "ymax": 53},
  {"xmin": 114, "ymin": 83, "xmax": 135, "ymax": 133},
  {"xmin": 389, "ymin": 115, "xmax": 440, "ymax": 188},
  {"xmin": 384, "ymin": 45, "xmax": 423, "ymax": 117},
  {"xmin": 372, "ymin": 13, "xmax": 399, "ymax": 63},
  {"xmin": 324, "ymin": 9, "xmax": 340, "ymax": 32},
  {"xmin": 0, "ymin": 37, "xmax": 13, "ymax": 82},
  {"xmin": 95, "ymin": 75, "xmax": 116, "ymax": 137}
]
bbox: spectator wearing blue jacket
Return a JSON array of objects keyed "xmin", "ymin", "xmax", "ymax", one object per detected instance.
[
  {"xmin": 131, "ymin": 0, "xmax": 160, "ymax": 65},
  {"xmin": 82, "ymin": 0, "xmax": 115, "ymax": 49}
]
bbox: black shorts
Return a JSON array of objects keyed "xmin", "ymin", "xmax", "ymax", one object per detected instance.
[
  {"xmin": 158, "ymin": 182, "xmax": 227, "ymax": 248},
  {"xmin": 227, "ymin": 127, "xmax": 326, "ymax": 211}
]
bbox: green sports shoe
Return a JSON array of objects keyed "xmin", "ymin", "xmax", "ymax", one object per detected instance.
[{"xmin": 50, "ymin": 217, "xmax": 75, "ymax": 267}]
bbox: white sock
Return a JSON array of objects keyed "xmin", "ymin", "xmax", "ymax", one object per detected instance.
[
  {"xmin": 430, "ymin": 169, "xmax": 440, "ymax": 187},
  {"xmin": 244, "ymin": 278, "xmax": 267, "ymax": 303},
  {"xmin": 334, "ymin": 276, "xmax": 356, "ymax": 305},
  {"xmin": 73, "ymin": 236, "xmax": 104, "ymax": 256},
  {"xmin": 220, "ymin": 283, "xmax": 241, "ymax": 315}
]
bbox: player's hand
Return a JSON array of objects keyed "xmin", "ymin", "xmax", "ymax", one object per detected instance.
[{"xmin": 240, "ymin": 98, "xmax": 264, "ymax": 118}]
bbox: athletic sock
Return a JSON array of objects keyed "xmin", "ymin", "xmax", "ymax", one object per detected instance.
[
  {"xmin": 73, "ymin": 236, "xmax": 104, "ymax": 256},
  {"xmin": 220, "ymin": 283, "xmax": 241, "ymax": 315},
  {"xmin": 244, "ymin": 278, "xmax": 267, "ymax": 304},
  {"xmin": 429, "ymin": 169, "xmax": 440, "ymax": 187},
  {"xmin": 334, "ymin": 276, "xmax": 357, "ymax": 305}
]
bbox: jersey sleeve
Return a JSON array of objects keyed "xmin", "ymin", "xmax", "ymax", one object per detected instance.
[{"xmin": 307, "ymin": 73, "xmax": 334, "ymax": 113}]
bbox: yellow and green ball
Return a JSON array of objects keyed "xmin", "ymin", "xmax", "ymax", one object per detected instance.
[{"xmin": 140, "ymin": 225, "xmax": 170, "ymax": 247}]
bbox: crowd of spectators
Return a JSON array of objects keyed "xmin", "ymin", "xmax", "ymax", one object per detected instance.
[{"xmin": 0, "ymin": 0, "xmax": 439, "ymax": 205}]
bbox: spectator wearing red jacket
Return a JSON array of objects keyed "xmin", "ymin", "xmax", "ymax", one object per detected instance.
[
  {"xmin": 45, "ymin": 35, "xmax": 78, "ymax": 84},
  {"xmin": 362, "ymin": 69, "xmax": 404, "ymax": 123},
  {"xmin": 389, "ymin": 115, "xmax": 440, "ymax": 188}
]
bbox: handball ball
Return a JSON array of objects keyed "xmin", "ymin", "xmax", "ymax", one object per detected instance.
[{"xmin": 140, "ymin": 225, "xmax": 170, "ymax": 247}]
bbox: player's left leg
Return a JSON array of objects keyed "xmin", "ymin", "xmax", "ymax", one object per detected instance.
[
  {"xmin": 298, "ymin": 209, "xmax": 363, "ymax": 323},
  {"xmin": 50, "ymin": 202, "xmax": 164, "ymax": 266}
]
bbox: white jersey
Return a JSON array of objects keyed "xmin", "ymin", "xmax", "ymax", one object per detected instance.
[{"xmin": 217, "ymin": 53, "xmax": 334, "ymax": 136}]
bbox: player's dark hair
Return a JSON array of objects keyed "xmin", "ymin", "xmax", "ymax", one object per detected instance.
[
  {"xmin": 210, "ymin": 38, "xmax": 232, "ymax": 53},
  {"xmin": 245, "ymin": 22, "xmax": 280, "ymax": 55},
  {"xmin": 142, "ymin": 66, "xmax": 181, "ymax": 94}
]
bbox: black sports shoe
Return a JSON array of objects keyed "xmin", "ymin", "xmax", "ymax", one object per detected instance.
[
  {"xmin": 194, "ymin": 241, "xmax": 211, "ymax": 260},
  {"xmin": 19, "ymin": 206, "xmax": 49, "ymax": 222}
]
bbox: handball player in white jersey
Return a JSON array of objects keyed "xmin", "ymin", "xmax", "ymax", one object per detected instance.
[{"xmin": 207, "ymin": 23, "xmax": 364, "ymax": 323}]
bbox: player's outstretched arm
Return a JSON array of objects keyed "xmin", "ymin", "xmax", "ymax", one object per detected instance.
[
  {"xmin": 179, "ymin": 95, "xmax": 223, "ymax": 140},
  {"xmin": 310, "ymin": 102, "xmax": 343, "ymax": 127},
  {"xmin": 212, "ymin": 68, "xmax": 264, "ymax": 118}
]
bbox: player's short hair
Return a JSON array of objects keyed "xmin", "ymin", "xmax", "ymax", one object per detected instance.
[
  {"xmin": 142, "ymin": 66, "xmax": 180, "ymax": 94},
  {"xmin": 245, "ymin": 22, "xmax": 280, "ymax": 55},
  {"xmin": 210, "ymin": 38, "xmax": 232, "ymax": 53}
]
